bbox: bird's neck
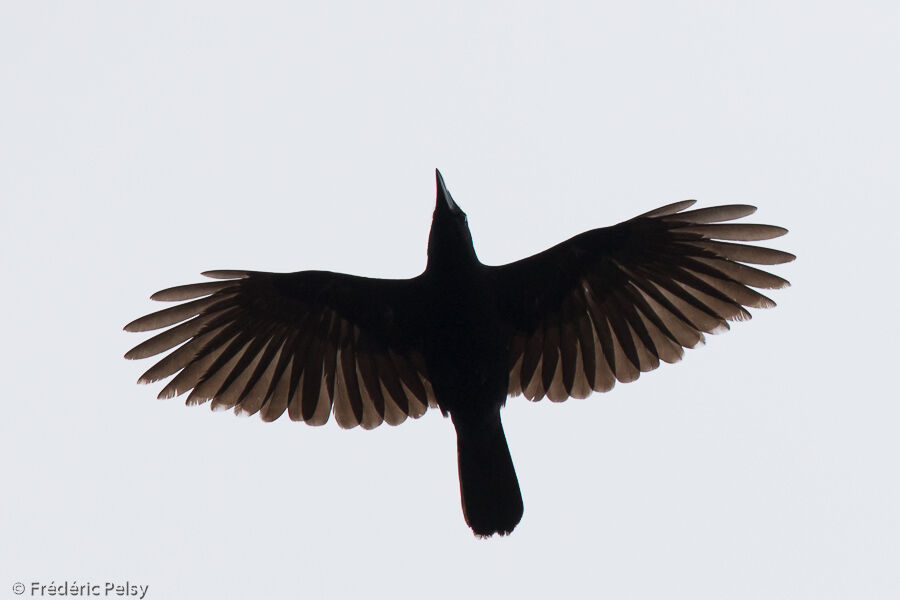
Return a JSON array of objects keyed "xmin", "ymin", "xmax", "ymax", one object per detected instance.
[
  {"xmin": 425, "ymin": 219, "xmax": 480, "ymax": 275},
  {"xmin": 426, "ymin": 236, "xmax": 480, "ymax": 274},
  {"xmin": 426, "ymin": 247, "xmax": 479, "ymax": 276}
]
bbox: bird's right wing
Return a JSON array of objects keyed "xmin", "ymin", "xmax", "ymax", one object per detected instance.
[
  {"xmin": 487, "ymin": 201, "xmax": 795, "ymax": 402},
  {"xmin": 124, "ymin": 270, "xmax": 435, "ymax": 429}
]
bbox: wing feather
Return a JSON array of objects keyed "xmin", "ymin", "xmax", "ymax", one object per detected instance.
[
  {"xmin": 125, "ymin": 271, "xmax": 431, "ymax": 428},
  {"xmin": 541, "ymin": 321, "xmax": 562, "ymax": 400},
  {"xmin": 491, "ymin": 201, "xmax": 791, "ymax": 402}
]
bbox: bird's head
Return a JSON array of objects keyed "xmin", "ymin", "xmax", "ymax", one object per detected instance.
[{"xmin": 427, "ymin": 169, "xmax": 478, "ymax": 271}]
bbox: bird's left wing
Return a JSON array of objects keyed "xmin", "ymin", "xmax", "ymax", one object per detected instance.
[
  {"xmin": 487, "ymin": 201, "xmax": 795, "ymax": 402},
  {"xmin": 125, "ymin": 270, "xmax": 435, "ymax": 429}
]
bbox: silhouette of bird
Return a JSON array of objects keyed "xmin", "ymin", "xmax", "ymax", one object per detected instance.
[{"xmin": 125, "ymin": 169, "xmax": 793, "ymax": 537}]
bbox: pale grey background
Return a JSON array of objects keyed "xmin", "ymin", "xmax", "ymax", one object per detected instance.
[{"xmin": 2, "ymin": 2, "xmax": 897, "ymax": 599}]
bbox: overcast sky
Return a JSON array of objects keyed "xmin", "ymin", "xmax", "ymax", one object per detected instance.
[{"xmin": 2, "ymin": 2, "xmax": 898, "ymax": 599}]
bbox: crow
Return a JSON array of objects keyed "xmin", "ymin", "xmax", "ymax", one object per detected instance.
[{"xmin": 124, "ymin": 169, "xmax": 793, "ymax": 537}]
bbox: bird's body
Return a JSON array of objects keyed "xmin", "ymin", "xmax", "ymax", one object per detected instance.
[
  {"xmin": 420, "ymin": 232, "xmax": 523, "ymax": 536},
  {"xmin": 125, "ymin": 170, "xmax": 793, "ymax": 536}
]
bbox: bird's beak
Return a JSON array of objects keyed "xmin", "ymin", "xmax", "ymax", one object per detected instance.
[{"xmin": 435, "ymin": 169, "xmax": 463, "ymax": 215}]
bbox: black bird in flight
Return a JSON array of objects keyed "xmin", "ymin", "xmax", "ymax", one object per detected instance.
[{"xmin": 125, "ymin": 170, "xmax": 793, "ymax": 537}]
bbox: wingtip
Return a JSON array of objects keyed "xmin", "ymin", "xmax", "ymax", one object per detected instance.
[
  {"xmin": 637, "ymin": 199, "xmax": 697, "ymax": 218},
  {"xmin": 768, "ymin": 225, "xmax": 789, "ymax": 239},
  {"xmin": 201, "ymin": 270, "xmax": 250, "ymax": 280},
  {"xmin": 123, "ymin": 316, "xmax": 150, "ymax": 333}
]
